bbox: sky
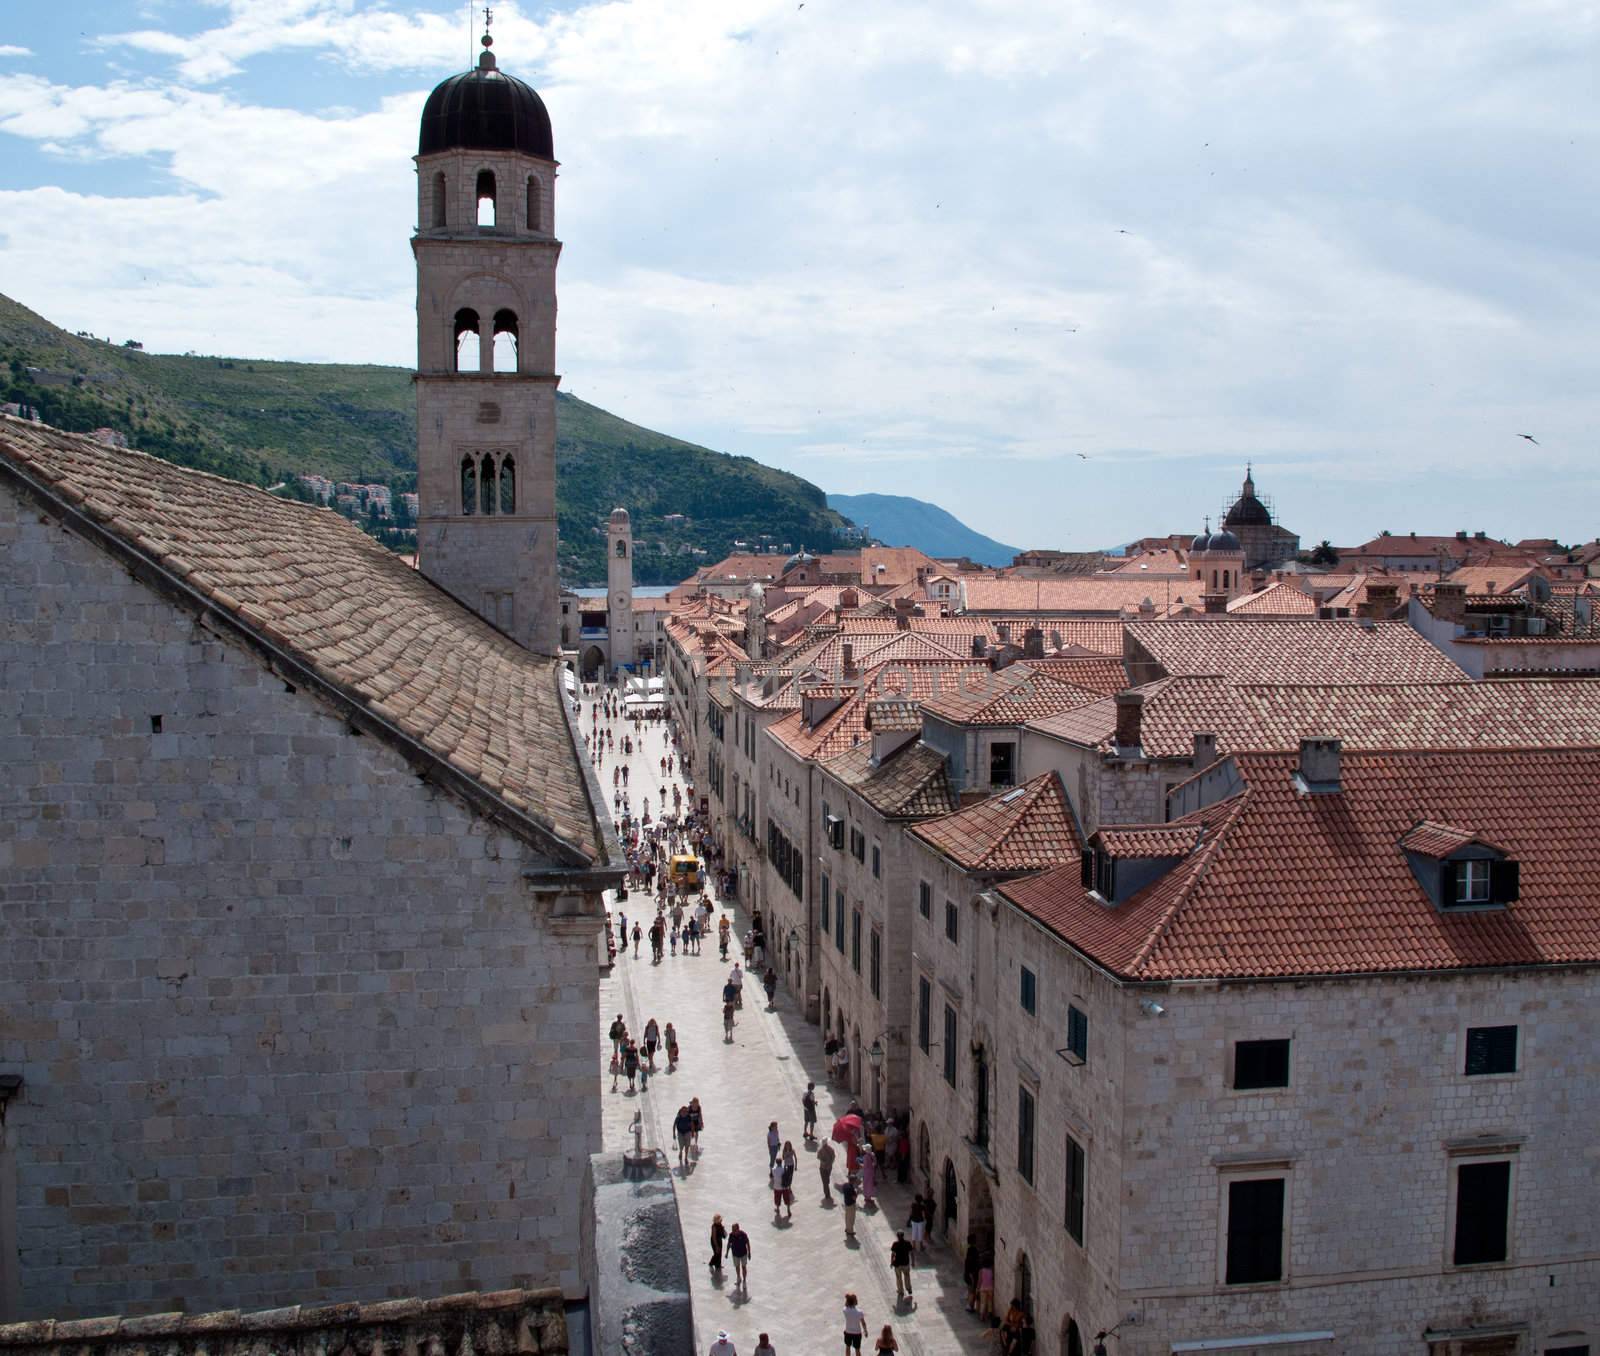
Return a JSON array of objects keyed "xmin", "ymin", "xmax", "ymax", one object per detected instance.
[{"xmin": 0, "ymin": 0, "xmax": 1596, "ymax": 551}]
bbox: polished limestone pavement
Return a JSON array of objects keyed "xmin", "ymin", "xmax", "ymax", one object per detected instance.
[{"xmin": 588, "ymin": 692, "xmax": 992, "ymax": 1356}]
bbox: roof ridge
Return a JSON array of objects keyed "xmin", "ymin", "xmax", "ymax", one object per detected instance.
[{"xmin": 1123, "ymin": 791, "xmax": 1250, "ymax": 975}]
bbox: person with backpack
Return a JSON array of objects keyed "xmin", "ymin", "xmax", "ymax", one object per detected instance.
[
  {"xmin": 622, "ymin": 1041, "xmax": 640, "ymax": 1093},
  {"xmin": 674, "ymin": 1104, "xmax": 694, "ymax": 1168}
]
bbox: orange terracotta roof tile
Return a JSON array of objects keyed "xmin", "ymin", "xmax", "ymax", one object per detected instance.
[
  {"xmin": 910, "ymin": 771, "xmax": 1080, "ymax": 874},
  {"xmin": 1227, "ymin": 581, "xmax": 1319, "ymax": 616},
  {"xmin": 963, "ymin": 576, "xmax": 1208, "ymax": 615},
  {"xmin": 920, "ymin": 665, "xmax": 1102, "ymax": 726},
  {"xmin": 0, "ymin": 417, "xmax": 607, "ymax": 863},
  {"xmin": 1002, "ymin": 748, "xmax": 1600, "ymax": 980},
  {"xmin": 820, "ymin": 741, "xmax": 957, "ymax": 818},
  {"xmin": 1400, "ymin": 820, "xmax": 1506, "ymax": 858},
  {"xmin": 1127, "ymin": 619, "xmax": 1468, "ymax": 684}
]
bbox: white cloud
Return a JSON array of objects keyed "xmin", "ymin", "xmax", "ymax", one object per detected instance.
[
  {"xmin": 2, "ymin": 0, "xmax": 1598, "ymax": 547},
  {"xmin": 0, "ymin": 45, "xmax": 32, "ymax": 59}
]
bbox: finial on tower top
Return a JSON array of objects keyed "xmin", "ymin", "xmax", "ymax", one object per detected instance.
[{"xmin": 477, "ymin": 5, "xmax": 496, "ymax": 67}]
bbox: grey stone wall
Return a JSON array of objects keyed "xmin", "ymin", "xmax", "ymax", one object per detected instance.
[{"xmin": 0, "ymin": 487, "xmax": 600, "ymax": 1318}]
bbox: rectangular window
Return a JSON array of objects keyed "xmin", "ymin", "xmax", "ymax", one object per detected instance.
[
  {"xmin": 989, "ymin": 741, "xmax": 1016, "ymax": 788},
  {"xmin": 872, "ymin": 842, "xmax": 881, "ymax": 878},
  {"xmin": 1225, "ymin": 1176, "xmax": 1286, "ymax": 1284},
  {"xmin": 1065, "ymin": 1004, "xmax": 1088, "ymax": 1064},
  {"xmin": 870, "ymin": 931, "xmax": 882, "ymax": 998},
  {"xmin": 1455, "ymin": 858, "xmax": 1491, "ymax": 904},
  {"xmin": 1464, "ymin": 1025, "xmax": 1517, "ymax": 1077},
  {"xmin": 835, "ymin": 890, "xmax": 846, "ymax": 951},
  {"xmin": 1234, "ymin": 1038, "xmax": 1291, "ymax": 1090},
  {"xmin": 851, "ymin": 909, "xmax": 862, "ymax": 973},
  {"xmin": 918, "ymin": 977, "xmax": 931, "ymax": 1053},
  {"xmin": 943, "ymin": 1006, "xmax": 957, "ymax": 1086},
  {"xmin": 820, "ymin": 877, "xmax": 831, "ymax": 934},
  {"xmin": 1064, "ymin": 1134, "xmax": 1086, "ymax": 1244},
  {"xmin": 1017, "ymin": 1085, "xmax": 1036, "ymax": 1184},
  {"xmin": 918, "ymin": 881, "xmax": 931, "ymax": 919},
  {"xmin": 1453, "ymin": 1160, "xmax": 1511, "ymax": 1266},
  {"xmin": 945, "ymin": 900, "xmax": 959, "ymax": 943},
  {"xmin": 1020, "ymin": 966, "xmax": 1037, "ymax": 1015}
]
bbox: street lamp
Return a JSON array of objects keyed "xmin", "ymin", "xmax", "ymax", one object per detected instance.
[{"xmin": 868, "ymin": 1036, "xmax": 886, "ymax": 1112}]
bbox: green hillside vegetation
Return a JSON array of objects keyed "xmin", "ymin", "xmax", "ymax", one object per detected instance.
[{"xmin": 0, "ymin": 293, "xmax": 851, "ymax": 585}]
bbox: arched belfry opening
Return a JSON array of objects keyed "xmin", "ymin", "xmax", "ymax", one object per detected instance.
[
  {"xmin": 476, "ymin": 169, "xmax": 496, "ymax": 227},
  {"xmin": 492, "ymin": 309, "xmax": 519, "ymax": 374},
  {"xmin": 459, "ymin": 455, "xmax": 477, "ymax": 515},
  {"xmin": 454, "ymin": 308, "xmax": 480, "ymax": 373},
  {"xmin": 480, "ymin": 456, "xmax": 497, "ymax": 515},
  {"xmin": 615, "ymin": 539, "xmax": 627, "ymax": 558}
]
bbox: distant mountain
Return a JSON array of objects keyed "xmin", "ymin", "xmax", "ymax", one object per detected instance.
[
  {"xmin": 827, "ymin": 492, "xmax": 1019, "ymax": 567},
  {"xmin": 0, "ymin": 292, "xmax": 852, "ymax": 586}
]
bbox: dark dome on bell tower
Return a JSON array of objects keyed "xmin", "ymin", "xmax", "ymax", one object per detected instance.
[{"xmin": 418, "ymin": 36, "xmax": 553, "ymax": 160}]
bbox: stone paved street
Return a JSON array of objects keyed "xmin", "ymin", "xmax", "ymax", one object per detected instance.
[{"xmin": 586, "ymin": 691, "xmax": 991, "ymax": 1356}]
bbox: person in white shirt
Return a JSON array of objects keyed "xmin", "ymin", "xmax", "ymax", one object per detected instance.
[
  {"xmin": 709, "ymin": 1332, "xmax": 738, "ymax": 1356},
  {"xmin": 842, "ymin": 1293, "xmax": 868, "ymax": 1353}
]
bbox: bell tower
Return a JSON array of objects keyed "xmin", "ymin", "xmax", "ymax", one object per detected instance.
[
  {"xmin": 606, "ymin": 508, "xmax": 635, "ymax": 676},
  {"xmin": 412, "ymin": 20, "xmax": 560, "ymax": 654}
]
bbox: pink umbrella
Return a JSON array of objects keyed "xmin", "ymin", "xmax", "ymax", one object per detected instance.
[{"xmin": 831, "ymin": 1113, "xmax": 864, "ymax": 1145}]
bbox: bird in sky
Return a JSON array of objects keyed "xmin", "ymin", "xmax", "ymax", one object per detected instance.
[
  {"xmin": 1076, "ymin": 453, "xmax": 1090, "ymax": 460},
  {"xmin": 1517, "ymin": 433, "xmax": 1539, "ymax": 444}
]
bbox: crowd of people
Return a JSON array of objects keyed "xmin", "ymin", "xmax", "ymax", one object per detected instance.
[{"xmin": 583, "ymin": 676, "xmax": 1025, "ymax": 1356}]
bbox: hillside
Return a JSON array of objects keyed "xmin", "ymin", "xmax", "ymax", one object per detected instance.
[
  {"xmin": 0, "ymin": 293, "xmax": 851, "ymax": 585},
  {"xmin": 827, "ymin": 492, "xmax": 1019, "ymax": 567}
]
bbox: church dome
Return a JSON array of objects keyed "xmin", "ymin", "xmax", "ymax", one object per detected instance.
[
  {"xmin": 419, "ymin": 41, "xmax": 554, "ymax": 160},
  {"xmin": 609, "ymin": 507, "xmax": 630, "ymax": 526},
  {"xmin": 784, "ymin": 548, "xmax": 817, "ymax": 572},
  {"xmin": 1222, "ymin": 465, "xmax": 1272, "ymax": 528},
  {"xmin": 1190, "ymin": 525, "xmax": 1242, "ymax": 553}
]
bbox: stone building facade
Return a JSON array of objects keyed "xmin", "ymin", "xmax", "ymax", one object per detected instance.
[{"xmin": 0, "ymin": 419, "xmax": 620, "ymax": 1319}]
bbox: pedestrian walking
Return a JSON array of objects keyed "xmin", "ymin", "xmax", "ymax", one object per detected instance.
[
  {"xmin": 895, "ymin": 1128, "xmax": 910, "ymax": 1184},
  {"xmin": 861, "ymin": 1144, "xmax": 877, "ymax": 1207},
  {"xmin": 709, "ymin": 1331, "xmax": 736, "ymax": 1356},
  {"xmin": 874, "ymin": 1325, "xmax": 899, "ymax": 1354},
  {"xmin": 842, "ymin": 1293, "xmax": 867, "ymax": 1353},
  {"xmin": 763, "ymin": 967, "xmax": 777, "ymax": 1007},
  {"xmin": 802, "ymin": 1082, "xmax": 818, "ymax": 1140},
  {"xmin": 690, "ymin": 1096, "xmax": 704, "ymax": 1149},
  {"xmin": 753, "ymin": 1336, "xmax": 777, "ymax": 1356},
  {"xmin": 780, "ymin": 1152, "xmax": 795, "ymax": 1219},
  {"xmin": 770, "ymin": 1158, "xmax": 787, "ymax": 1220},
  {"xmin": 631, "ymin": 922, "xmax": 641, "ymax": 957},
  {"xmin": 977, "ymin": 1255, "xmax": 995, "ymax": 1319},
  {"xmin": 839, "ymin": 1175, "xmax": 859, "ymax": 1239},
  {"xmin": 608, "ymin": 1013, "xmax": 627, "ymax": 1054},
  {"xmin": 608, "ymin": 1047, "xmax": 621, "ymax": 1091},
  {"xmin": 906, "ymin": 1196, "xmax": 926, "ymax": 1253},
  {"xmin": 622, "ymin": 1041, "xmax": 639, "ymax": 1093},
  {"xmin": 727, "ymin": 1221, "xmax": 751, "ymax": 1290},
  {"xmin": 674, "ymin": 1105, "xmax": 694, "ymax": 1168},
  {"xmin": 723, "ymin": 999, "xmax": 736, "ymax": 1041},
  {"xmin": 708, "ymin": 1214, "xmax": 726, "ymax": 1271},
  {"xmin": 890, "ymin": 1232, "xmax": 915, "ymax": 1303},
  {"xmin": 817, "ymin": 1138, "xmax": 836, "ymax": 1203},
  {"xmin": 963, "ymin": 1237, "xmax": 980, "ymax": 1311},
  {"xmin": 782, "ymin": 1139, "xmax": 797, "ymax": 1175},
  {"xmin": 644, "ymin": 1017, "xmax": 660, "ymax": 1069},
  {"xmin": 665, "ymin": 1021, "xmax": 680, "ymax": 1070},
  {"xmin": 766, "ymin": 1121, "xmax": 781, "ymax": 1170}
]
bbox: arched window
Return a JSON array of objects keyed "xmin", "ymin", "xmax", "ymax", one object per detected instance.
[
  {"xmin": 1223, "ymin": 569, "xmax": 1230, "ymax": 589},
  {"xmin": 616, "ymin": 539, "xmax": 627, "ymax": 558},
  {"xmin": 1211, "ymin": 569, "xmax": 1218, "ymax": 588},
  {"xmin": 941, "ymin": 1158, "xmax": 958, "ymax": 1231},
  {"xmin": 493, "ymin": 309, "xmax": 519, "ymax": 374},
  {"xmin": 526, "ymin": 175, "xmax": 540, "ymax": 231},
  {"xmin": 499, "ymin": 454, "xmax": 516, "ymax": 514},
  {"xmin": 454, "ymin": 308, "xmax": 480, "ymax": 373},
  {"xmin": 480, "ymin": 455, "xmax": 497, "ymax": 515},
  {"xmin": 476, "ymin": 169, "xmax": 496, "ymax": 227},
  {"xmin": 459, "ymin": 455, "xmax": 477, "ymax": 515},
  {"xmin": 432, "ymin": 171, "xmax": 447, "ymax": 228}
]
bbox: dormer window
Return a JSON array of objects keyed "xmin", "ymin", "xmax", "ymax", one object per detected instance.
[
  {"xmin": 1402, "ymin": 821, "xmax": 1519, "ymax": 912},
  {"xmin": 1455, "ymin": 860, "xmax": 1490, "ymax": 906}
]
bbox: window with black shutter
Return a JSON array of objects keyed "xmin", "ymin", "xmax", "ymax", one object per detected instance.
[
  {"xmin": 1064, "ymin": 1135, "xmax": 1086, "ymax": 1244},
  {"xmin": 945, "ymin": 900, "xmax": 959, "ymax": 943},
  {"xmin": 1453, "ymin": 1160, "xmax": 1511, "ymax": 1265},
  {"xmin": 1017, "ymin": 1085, "xmax": 1036, "ymax": 1184},
  {"xmin": 851, "ymin": 909, "xmax": 862, "ymax": 973},
  {"xmin": 1079, "ymin": 849, "xmax": 1094, "ymax": 889},
  {"xmin": 918, "ymin": 977, "xmax": 931, "ymax": 1052},
  {"xmin": 1464, "ymin": 1025, "xmax": 1517, "ymax": 1076},
  {"xmin": 1225, "ymin": 1177, "xmax": 1285, "ymax": 1284},
  {"xmin": 1234, "ymin": 1038, "xmax": 1291, "ymax": 1090},
  {"xmin": 1065, "ymin": 1005, "xmax": 1088, "ymax": 1064},
  {"xmin": 1020, "ymin": 966, "xmax": 1037, "ymax": 1015},
  {"xmin": 1489, "ymin": 859, "xmax": 1519, "ymax": 903},
  {"xmin": 821, "ymin": 882, "xmax": 831, "ymax": 934},
  {"xmin": 870, "ymin": 931, "xmax": 881, "ymax": 998},
  {"xmin": 835, "ymin": 891, "xmax": 846, "ymax": 951},
  {"xmin": 919, "ymin": 881, "xmax": 932, "ymax": 919},
  {"xmin": 943, "ymin": 1005, "xmax": 957, "ymax": 1085}
]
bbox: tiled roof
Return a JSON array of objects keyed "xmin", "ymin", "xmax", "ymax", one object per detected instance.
[
  {"xmin": 1014, "ymin": 656, "xmax": 1128, "ymax": 695},
  {"xmin": 910, "ymin": 771, "xmax": 1080, "ymax": 874},
  {"xmin": 0, "ymin": 417, "xmax": 607, "ymax": 864},
  {"xmin": 920, "ymin": 665, "xmax": 1102, "ymax": 726},
  {"xmin": 1096, "ymin": 824, "xmax": 1206, "ymax": 859},
  {"xmin": 1001, "ymin": 749, "xmax": 1600, "ymax": 980},
  {"xmin": 963, "ymin": 576, "xmax": 1208, "ymax": 615},
  {"xmin": 1442, "ymin": 564, "xmax": 1537, "ymax": 596},
  {"xmin": 1127, "ymin": 620, "xmax": 1468, "ymax": 684},
  {"xmin": 820, "ymin": 740, "xmax": 957, "ymax": 818},
  {"xmin": 1105, "ymin": 548, "xmax": 1188, "ymax": 575},
  {"xmin": 1400, "ymin": 821, "xmax": 1505, "ymax": 858},
  {"xmin": 1227, "ymin": 581, "xmax": 1319, "ymax": 616},
  {"xmin": 866, "ymin": 699, "xmax": 921, "ymax": 732},
  {"xmin": 768, "ymin": 660, "xmax": 989, "ymax": 760}
]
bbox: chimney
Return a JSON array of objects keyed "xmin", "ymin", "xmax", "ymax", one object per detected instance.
[
  {"xmin": 1295, "ymin": 736, "xmax": 1341, "ymax": 793},
  {"xmin": 841, "ymin": 642, "xmax": 857, "ymax": 680},
  {"xmin": 1113, "ymin": 690, "xmax": 1144, "ymax": 754},
  {"xmin": 1432, "ymin": 581, "xmax": 1467, "ymax": 624},
  {"xmin": 970, "ymin": 633, "xmax": 987, "ymax": 659},
  {"xmin": 1250, "ymin": 569, "xmax": 1267, "ymax": 592},
  {"xmin": 1023, "ymin": 626, "xmax": 1045, "ymax": 659},
  {"xmin": 839, "ymin": 587, "xmax": 860, "ymax": 610},
  {"xmin": 1358, "ymin": 582, "xmax": 1399, "ymax": 619},
  {"xmin": 1203, "ymin": 590, "xmax": 1228, "ymax": 615},
  {"xmin": 894, "ymin": 597, "xmax": 915, "ymax": 631},
  {"xmin": 1192, "ymin": 731, "xmax": 1217, "ymax": 771}
]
